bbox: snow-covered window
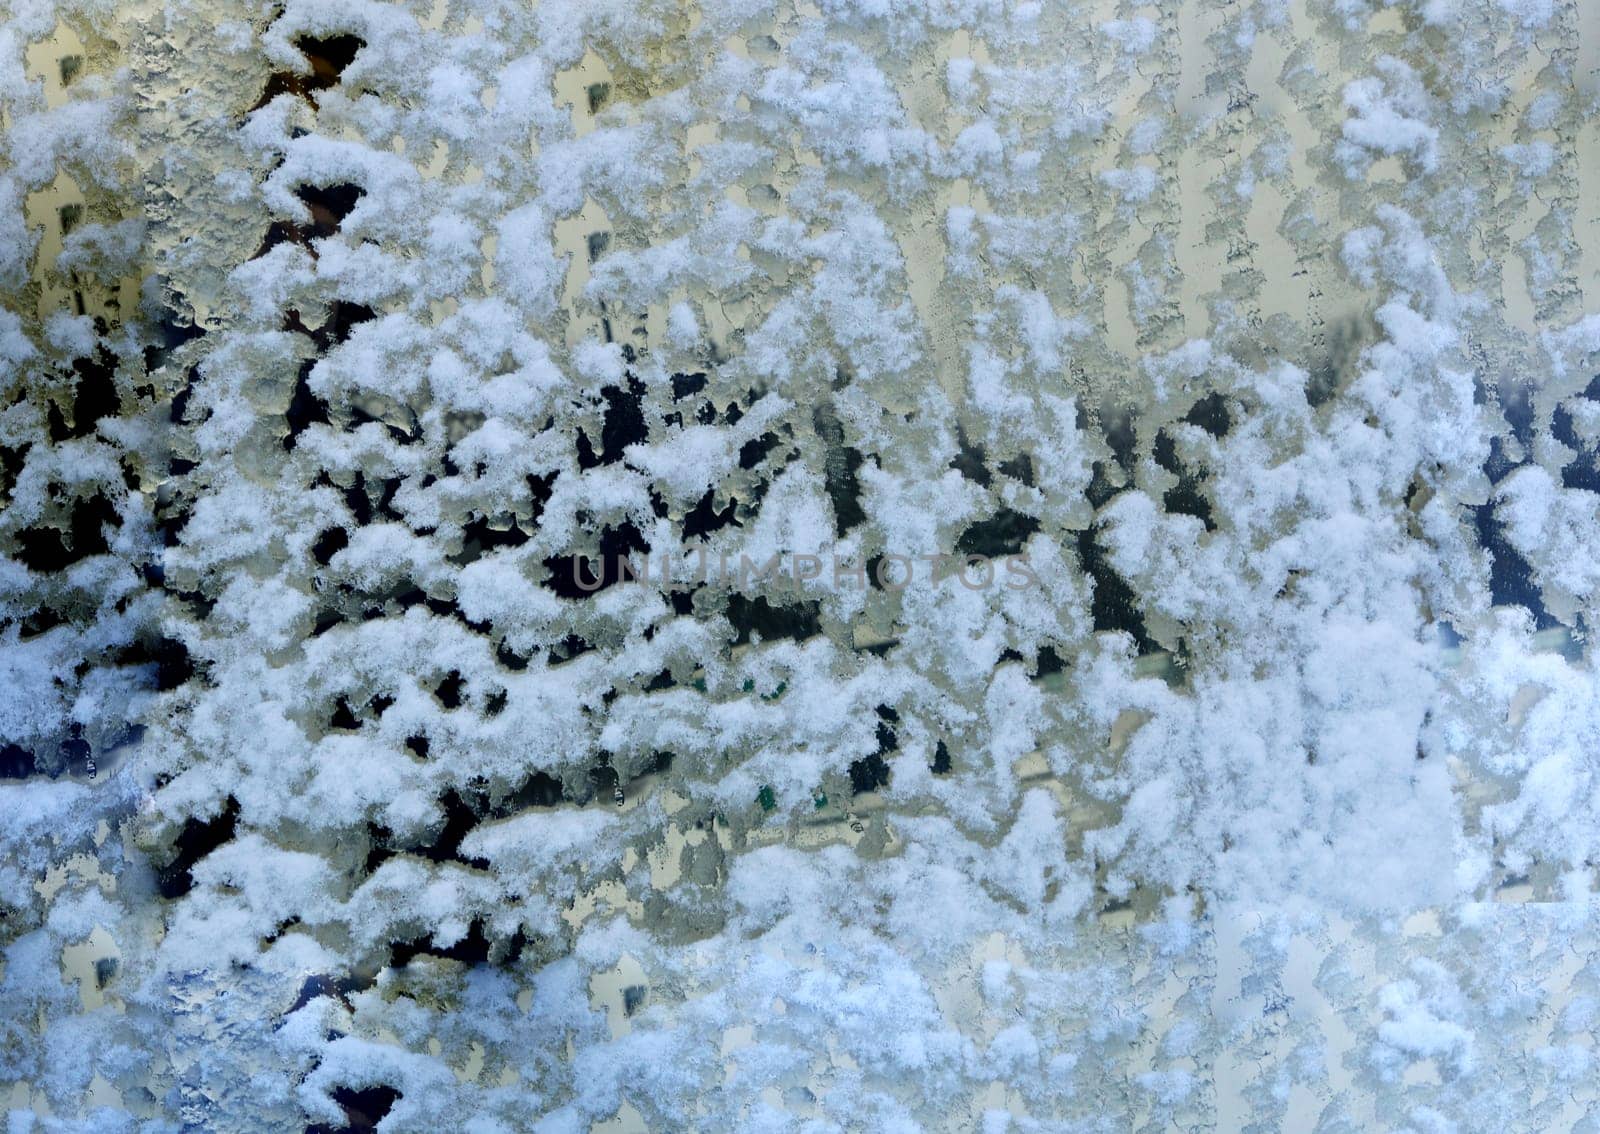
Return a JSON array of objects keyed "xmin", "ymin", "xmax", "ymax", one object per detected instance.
[{"xmin": 4, "ymin": 0, "xmax": 1600, "ymax": 1129}]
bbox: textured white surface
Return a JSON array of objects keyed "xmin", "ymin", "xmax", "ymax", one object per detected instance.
[{"xmin": 2, "ymin": 0, "xmax": 1600, "ymax": 1130}]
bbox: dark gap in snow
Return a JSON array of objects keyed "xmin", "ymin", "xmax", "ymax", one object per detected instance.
[
  {"xmin": 367, "ymin": 791, "xmax": 489, "ymax": 872},
  {"xmin": 496, "ymin": 641, "xmax": 530, "ymax": 671},
  {"xmin": 695, "ymin": 400, "xmax": 716, "ymax": 424},
  {"xmin": 59, "ymin": 729, "xmax": 91, "ymax": 778},
  {"xmin": 683, "ymin": 489, "xmax": 739, "ymax": 537},
  {"xmin": 0, "ymin": 439, "xmax": 26, "ymax": 502},
  {"xmin": 167, "ymin": 447, "xmax": 198, "ymax": 479},
  {"xmin": 346, "ymin": 403, "xmax": 420, "ymax": 446},
  {"xmin": 307, "ymin": 1084, "xmax": 400, "ymax": 1134},
  {"xmin": 295, "ymin": 183, "xmax": 366, "ymax": 239},
  {"xmin": 955, "ymin": 508, "xmax": 1039, "ymax": 558},
  {"xmin": 622, "ymin": 984, "xmax": 647, "ymax": 1016},
  {"xmin": 284, "ymin": 360, "xmax": 331, "ymax": 450},
  {"xmin": 950, "ymin": 426, "xmax": 991, "ymax": 486},
  {"xmin": 1471, "ymin": 503, "xmax": 1558, "ymax": 631},
  {"xmin": 849, "ymin": 751, "xmax": 891, "ymax": 795},
  {"xmin": 1033, "ymin": 645, "xmax": 1066, "ymax": 678},
  {"xmin": 389, "ymin": 588, "xmax": 457, "ymax": 622},
  {"xmin": 855, "ymin": 637, "xmax": 898, "ymax": 657},
  {"xmin": 20, "ymin": 607, "xmax": 64, "ymax": 638},
  {"xmin": 1162, "ymin": 477, "xmax": 1216, "ymax": 532},
  {"xmin": 404, "ymin": 735, "xmax": 429, "ymax": 759},
  {"xmin": 13, "ymin": 491, "xmax": 118, "ymax": 571},
  {"xmin": 1183, "ymin": 392, "xmax": 1231, "ymax": 437},
  {"xmin": 453, "ymin": 513, "xmax": 530, "ymax": 565},
  {"xmin": 332, "ymin": 473, "xmax": 374, "ymax": 524},
  {"xmin": 575, "ymin": 428, "xmax": 598, "ymax": 468},
  {"xmin": 599, "ymin": 376, "xmax": 648, "ymax": 463},
  {"xmin": 671, "ymin": 372, "xmax": 707, "ymax": 400},
  {"xmin": 812, "ymin": 403, "xmax": 867, "ymax": 534},
  {"xmin": 148, "ymin": 635, "xmax": 196, "ymax": 690},
  {"xmin": 588, "ymin": 762, "xmax": 624, "ymax": 805},
  {"xmin": 1481, "ymin": 435, "xmax": 1522, "ymax": 486},
  {"xmin": 846, "ymin": 718, "xmax": 898, "ymax": 793},
  {"xmin": 311, "ymin": 527, "xmax": 348, "ymax": 566},
  {"xmin": 44, "ymin": 402, "xmax": 68, "ymax": 444},
  {"xmin": 251, "ymin": 220, "xmax": 307, "ymax": 259},
  {"xmin": 286, "ymin": 974, "xmax": 353, "ymax": 1015},
  {"xmin": 1551, "ymin": 403, "xmax": 1600, "ymax": 493},
  {"xmin": 433, "ymin": 671, "xmax": 465, "ymax": 709},
  {"xmin": 425, "ymin": 789, "xmax": 487, "ymax": 865},
  {"xmin": 541, "ymin": 520, "xmax": 649, "ymax": 599},
  {"xmin": 143, "ymin": 307, "xmax": 205, "ymax": 374},
  {"xmin": 1562, "ymin": 454, "xmax": 1600, "ymax": 494},
  {"xmin": 1075, "ymin": 527, "xmax": 1157, "ymax": 653},
  {"xmin": 155, "ymin": 796, "xmax": 240, "ymax": 899},
  {"xmin": 252, "ymin": 34, "xmax": 364, "ymax": 112},
  {"xmin": 498, "ymin": 770, "xmax": 565, "ymax": 811},
  {"xmin": 1084, "ymin": 460, "xmax": 1124, "ymax": 509},
  {"xmin": 57, "ymin": 350, "xmax": 121, "ymax": 439},
  {"xmin": 527, "ymin": 471, "xmax": 558, "ymax": 527},
  {"xmin": 997, "ymin": 452, "xmax": 1034, "ymax": 486},
  {"xmin": 91, "ymin": 957, "xmax": 116, "ymax": 990},
  {"xmin": 1551, "ymin": 401, "xmax": 1581, "ymax": 450},
  {"xmin": 1152, "ymin": 428, "xmax": 1182, "ymax": 476},
  {"xmin": 931, "ymin": 739, "xmax": 952, "ymax": 775},
  {"xmin": 577, "ymin": 379, "xmax": 647, "ymax": 469},
  {"xmin": 386, "ymin": 919, "xmax": 492, "ymax": 970},
  {"xmin": 725, "ymin": 593, "xmax": 822, "ymax": 645},
  {"xmin": 738, "ymin": 431, "xmax": 782, "ymax": 470},
  {"xmin": 0, "ymin": 745, "xmax": 37, "ymax": 779},
  {"xmin": 329, "ymin": 697, "xmax": 360, "ymax": 731},
  {"xmin": 315, "ymin": 301, "xmax": 376, "ymax": 350},
  {"xmin": 298, "ymin": 34, "xmax": 365, "ymax": 80},
  {"xmin": 644, "ymin": 668, "xmax": 675, "ymax": 691},
  {"xmin": 484, "ymin": 688, "xmax": 507, "ymax": 716},
  {"xmin": 169, "ymin": 364, "xmax": 200, "ymax": 425},
  {"xmin": 824, "ymin": 446, "xmax": 867, "ymax": 534}
]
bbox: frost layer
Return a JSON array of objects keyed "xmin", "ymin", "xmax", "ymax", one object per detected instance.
[{"xmin": 3, "ymin": 0, "xmax": 1600, "ymax": 1130}]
